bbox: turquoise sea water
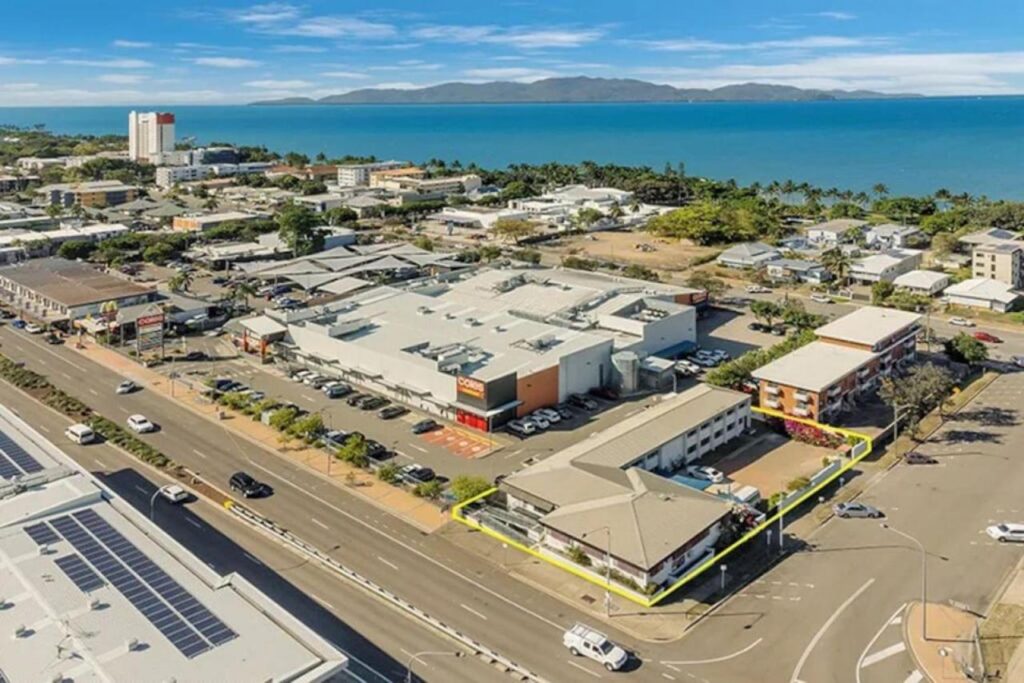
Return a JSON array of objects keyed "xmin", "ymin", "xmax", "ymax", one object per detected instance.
[{"xmin": 1, "ymin": 98, "xmax": 1022, "ymax": 198}]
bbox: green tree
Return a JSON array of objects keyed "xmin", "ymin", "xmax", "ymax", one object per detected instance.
[
  {"xmin": 377, "ymin": 462, "xmax": 401, "ymax": 484},
  {"xmin": 268, "ymin": 407, "xmax": 299, "ymax": 432},
  {"xmin": 879, "ymin": 363, "xmax": 955, "ymax": 439},
  {"xmin": 323, "ymin": 206, "xmax": 358, "ymax": 226},
  {"xmin": 511, "ymin": 248, "xmax": 541, "ymax": 264},
  {"xmin": 622, "ymin": 264, "xmax": 660, "ymax": 282},
  {"xmin": 750, "ymin": 300, "xmax": 783, "ymax": 327},
  {"xmin": 930, "ymin": 232, "xmax": 958, "ymax": 257},
  {"xmin": 142, "ymin": 241, "xmax": 177, "ymax": 264},
  {"xmin": 572, "ymin": 207, "xmax": 605, "ymax": 229},
  {"xmin": 412, "ymin": 235, "xmax": 435, "ymax": 251},
  {"xmin": 871, "ymin": 280, "xmax": 895, "ymax": 304},
  {"xmin": 449, "ymin": 475, "xmax": 493, "ymax": 503},
  {"xmin": 413, "ymin": 480, "xmax": 444, "ymax": 499},
  {"xmin": 685, "ymin": 271, "xmax": 727, "ymax": 299},
  {"xmin": 828, "ymin": 202, "xmax": 865, "ymax": 219},
  {"xmin": 944, "ymin": 332, "xmax": 988, "ymax": 366},
  {"xmin": 820, "ymin": 247, "xmax": 852, "ymax": 286},
  {"xmin": 276, "ymin": 203, "xmax": 325, "ymax": 256},
  {"xmin": 287, "ymin": 413, "xmax": 324, "ymax": 443},
  {"xmin": 337, "ymin": 434, "xmax": 369, "ymax": 468},
  {"xmin": 479, "ymin": 245, "xmax": 503, "ymax": 262},
  {"xmin": 492, "ymin": 218, "xmax": 538, "ymax": 244},
  {"xmin": 229, "ymin": 280, "xmax": 258, "ymax": 308},
  {"xmin": 56, "ymin": 240, "xmax": 96, "ymax": 260},
  {"xmin": 167, "ymin": 270, "xmax": 194, "ymax": 292}
]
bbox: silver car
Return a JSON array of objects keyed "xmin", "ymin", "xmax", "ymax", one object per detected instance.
[{"xmin": 833, "ymin": 502, "xmax": 882, "ymax": 518}]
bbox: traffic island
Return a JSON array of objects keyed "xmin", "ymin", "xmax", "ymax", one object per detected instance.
[{"xmin": 904, "ymin": 601, "xmax": 980, "ymax": 682}]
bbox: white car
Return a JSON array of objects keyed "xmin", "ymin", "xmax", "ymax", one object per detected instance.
[
  {"xmin": 158, "ymin": 484, "xmax": 188, "ymax": 504},
  {"xmin": 525, "ymin": 414, "xmax": 550, "ymax": 430},
  {"xmin": 535, "ymin": 408, "xmax": 562, "ymax": 423},
  {"xmin": 507, "ymin": 419, "xmax": 537, "ymax": 436},
  {"xmin": 115, "ymin": 379, "xmax": 137, "ymax": 395},
  {"xmin": 24, "ymin": 323, "xmax": 43, "ymax": 334},
  {"xmin": 810, "ymin": 293, "xmax": 833, "ymax": 304},
  {"xmin": 949, "ymin": 317, "xmax": 975, "ymax": 327},
  {"xmin": 291, "ymin": 370, "xmax": 314, "ymax": 382},
  {"xmin": 676, "ymin": 360, "xmax": 701, "ymax": 374},
  {"xmin": 987, "ymin": 523, "xmax": 1024, "ymax": 543},
  {"xmin": 686, "ymin": 465, "xmax": 726, "ymax": 483},
  {"xmin": 126, "ymin": 414, "xmax": 156, "ymax": 433},
  {"xmin": 745, "ymin": 285, "xmax": 772, "ymax": 294},
  {"xmin": 563, "ymin": 623, "xmax": 629, "ymax": 672}
]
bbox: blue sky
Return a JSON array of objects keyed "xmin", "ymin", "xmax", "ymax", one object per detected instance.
[{"xmin": 1, "ymin": 1, "xmax": 1022, "ymax": 104}]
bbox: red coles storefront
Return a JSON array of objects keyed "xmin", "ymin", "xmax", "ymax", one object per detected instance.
[{"xmin": 453, "ymin": 373, "xmax": 520, "ymax": 432}]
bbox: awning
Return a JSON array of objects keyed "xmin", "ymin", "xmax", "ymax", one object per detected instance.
[{"xmin": 451, "ymin": 399, "xmax": 522, "ymax": 418}]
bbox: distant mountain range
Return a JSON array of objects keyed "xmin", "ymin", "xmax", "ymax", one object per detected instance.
[{"xmin": 252, "ymin": 77, "xmax": 920, "ymax": 106}]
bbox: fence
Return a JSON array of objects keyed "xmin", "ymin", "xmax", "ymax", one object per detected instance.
[{"xmin": 225, "ymin": 501, "xmax": 551, "ymax": 683}]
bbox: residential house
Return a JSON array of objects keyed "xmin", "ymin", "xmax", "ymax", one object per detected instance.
[
  {"xmin": 865, "ymin": 223, "xmax": 922, "ymax": 249},
  {"xmin": 849, "ymin": 249, "xmax": 923, "ymax": 283},
  {"xmin": 943, "ymin": 278, "xmax": 1021, "ymax": 313},
  {"xmin": 892, "ymin": 270, "xmax": 951, "ymax": 296},
  {"xmin": 805, "ymin": 218, "xmax": 867, "ymax": 247},
  {"xmin": 764, "ymin": 258, "xmax": 831, "ymax": 284},
  {"xmin": 715, "ymin": 242, "xmax": 781, "ymax": 269}
]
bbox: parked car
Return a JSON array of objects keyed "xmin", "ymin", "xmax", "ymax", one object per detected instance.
[
  {"xmin": 986, "ymin": 523, "xmax": 1024, "ymax": 543},
  {"xmin": 212, "ymin": 378, "xmax": 237, "ymax": 392},
  {"xmin": 949, "ymin": 317, "xmax": 975, "ymax": 327},
  {"xmin": 524, "ymin": 414, "xmax": 550, "ymax": 430},
  {"xmin": 411, "ymin": 419, "xmax": 440, "ymax": 434},
  {"xmin": 676, "ymin": 359, "xmax": 702, "ymax": 375},
  {"xmin": 11, "ymin": 319, "xmax": 26, "ymax": 329},
  {"xmin": 691, "ymin": 356, "xmax": 717, "ymax": 368},
  {"xmin": 401, "ymin": 464, "xmax": 436, "ymax": 484},
  {"xmin": 833, "ymin": 502, "xmax": 883, "ymax": 518},
  {"xmin": 183, "ymin": 350, "xmax": 208, "ymax": 361},
  {"xmin": 973, "ymin": 331, "xmax": 1003, "ymax": 344},
  {"xmin": 126, "ymin": 414, "xmax": 156, "ymax": 433},
  {"xmin": 770, "ymin": 324, "xmax": 788, "ymax": 336},
  {"xmin": 291, "ymin": 369, "xmax": 314, "ymax": 382},
  {"xmin": 310, "ymin": 376, "xmax": 334, "ymax": 389},
  {"xmin": 904, "ymin": 452, "xmax": 938, "ymax": 465},
  {"xmin": 589, "ymin": 386, "xmax": 619, "ymax": 401},
  {"xmin": 569, "ymin": 393, "xmax": 599, "ymax": 410},
  {"xmin": 303, "ymin": 373, "xmax": 325, "ymax": 386},
  {"xmin": 507, "ymin": 420, "xmax": 536, "ymax": 437},
  {"xmin": 535, "ymin": 408, "xmax": 562, "ymax": 424},
  {"xmin": 158, "ymin": 484, "xmax": 189, "ymax": 504},
  {"xmin": 346, "ymin": 393, "xmax": 368, "ymax": 406},
  {"xmin": 563, "ymin": 623, "xmax": 628, "ymax": 672},
  {"xmin": 745, "ymin": 285, "xmax": 772, "ymax": 294},
  {"xmin": 810, "ymin": 293, "xmax": 833, "ymax": 304},
  {"xmin": 1012, "ymin": 355, "xmax": 1024, "ymax": 368},
  {"xmin": 115, "ymin": 379, "xmax": 138, "ymax": 395},
  {"xmin": 379, "ymin": 405, "xmax": 409, "ymax": 420},
  {"xmin": 686, "ymin": 465, "xmax": 725, "ymax": 483},
  {"xmin": 241, "ymin": 389, "xmax": 265, "ymax": 402},
  {"xmin": 65, "ymin": 423, "xmax": 97, "ymax": 445},
  {"xmin": 24, "ymin": 323, "xmax": 43, "ymax": 334},
  {"xmin": 555, "ymin": 404, "xmax": 574, "ymax": 420},
  {"xmin": 229, "ymin": 471, "xmax": 271, "ymax": 498},
  {"xmin": 748, "ymin": 322, "xmax": 769, "ymax": 332},
  {"xmin": 324, "ymin": 383, "xmax": 353, "ymax": 399},
  {"xmin": 44, "ymin": 333, "xmax": 63, "ymax": 345},
  {"xmin": 359, "ymin": 396, "xmax": 389, "ymax": 411},
  {"xmin": 739, "ymin": 380, "xmax": 760, "ymax": 394}
]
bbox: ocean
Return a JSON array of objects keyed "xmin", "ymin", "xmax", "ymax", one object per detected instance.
[{"xmin": 2, "ymin": 97, "xmax": 1022, "ymax": 199}]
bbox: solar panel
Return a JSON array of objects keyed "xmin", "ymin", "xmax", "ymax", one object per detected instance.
[
  {"xmin": 72, "ymin": 509, "xmax": 237, "ymax": 647},
  {"xmin": 50, "ymin": 515, "xmax": 210, "ymax": 659},
  {"xmin": 24, "ymin": 522, "xmax": 60, "ymax": 546},
  {"xmin": 54, "ymin": 554, "xmax": 105, "ymax": 593},
  {"xmin": 0, "ymin": 453, "xmax": 20, "ymax": 480},
  {"xmin": 0, "ymin": 430, "xmax": 43, "ymax": 475}
]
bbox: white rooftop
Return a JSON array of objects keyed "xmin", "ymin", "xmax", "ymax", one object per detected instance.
[
  {"xmin": 814, "ymin": 306, "xmax": 921, "ymax": 348},
  {"xmin": 751, "ymin": 341, "xmax": 876, "ymax": 392},
  {"xmin": 0, "ymin": 405, "xmax": 346, "ymax": 682},
  {"xmin": 852, "ymin": 249, "xmax": 922, "ymax": 275},
  {"xmin": 893, "ymin": 270, "xmax": 950, "ymax": 291},
  {"xmin": 945, "ymin": 277, "xmax": 1021, "ymax": 304}
]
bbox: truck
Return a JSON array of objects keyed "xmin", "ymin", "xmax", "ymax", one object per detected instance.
[{"xmin": 563, "ymin": 623, "xmax": 629, "ymax": 671}]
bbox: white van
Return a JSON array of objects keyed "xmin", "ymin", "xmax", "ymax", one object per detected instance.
[{"xmin": 65, "ymin": 423, "xmax": 96, "ymax": 445}]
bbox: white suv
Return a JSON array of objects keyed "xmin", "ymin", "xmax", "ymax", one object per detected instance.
[
  {"xmin": 126, "ymin": 414, "xmax": 156, "ymax": 433},
  {"xmin": 535, "ymin": 408, "xmax": 562, "ymax": 424}
]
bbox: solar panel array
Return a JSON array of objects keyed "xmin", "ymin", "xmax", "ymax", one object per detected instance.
[
  {"xmin": 50, "ymin": 509, "xmax": 237, "ymax": 658},
  {"xmin": 0, "ymin": 429, "xmax": 44, "ymax": 480},
  {"xmin": 24, "ymin": 522, "xmax": 59, "ymax": 546},
  {"xmin": 54, "ymin": 554, "xmax": 105, "ymax": 593}
]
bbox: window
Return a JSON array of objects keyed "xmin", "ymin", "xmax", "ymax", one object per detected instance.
[
  {"xmin": 686, "ymin": 429, "xmax": 697, "ymax": 438},
  {"xmin": 700, "ymin": 438, "xmax": 710, "ymax": 446},
  {"xmin": 714, "ymin": 429, "xmax": 723, "ymax": 438},
  {"xmin": 687, "ymin": 444, "xmax": 697, "ymax": 454}
]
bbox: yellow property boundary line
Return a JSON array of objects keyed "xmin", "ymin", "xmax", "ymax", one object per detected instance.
[{"xmin": 451, "ymin": 406, "xmax": 874, "ymax": 608}]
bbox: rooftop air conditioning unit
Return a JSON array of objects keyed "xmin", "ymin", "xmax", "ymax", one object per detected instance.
[
  {"xmin": 126, "ymin": 637, "xmax": 140, "ymax": 652},
  {"xmin": 416, "ymin": 306, "xmax": 431, "ymax": 316},
  {"xmin": 13, "ymin": 624, "xmax": 28, "ymax": 638},
  {"xmin": 440, "ymin": 363, "xmax": 461, "ymax": 374},
  {"xmin": 463, "ymin": 317, "xmax": 480, "ymax": 327},
  {"xmin": 89, "ymin": 598, "xmax": 102, "ymax": 611}
]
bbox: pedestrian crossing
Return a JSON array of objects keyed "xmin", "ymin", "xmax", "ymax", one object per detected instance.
[{"xmin": 857, "ymin": 607, "xmax": 921, "ymax": 683}]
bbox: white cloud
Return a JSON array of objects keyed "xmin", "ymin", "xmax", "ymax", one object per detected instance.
[
  {"xmin": 813, "ymin": 11, "xmax": 857, "ymax": 21},
  {"xmin": 321, "ymin": 71, "xmax": 370, "ymax": 79},
  {"xmin": 244, "ymin": 79, "xmax": 314, "ymax": 89},
  {"xmin": 0, "ymin": 56, "xmax": 48, "ymax": 65},
  {"xmin": 193, "ymin": 57, "xmax": 261, "ymax": 68},
  {"xmin": 60, "ymin": 58, "xmax": 152, "ymax": 68},
  {"xmin": 271, "ymin": 44, "xmax": 327, "ymax": 53},
  {"xmin": 462, "ymin": 67, "xmax": 560, "ymax": 81},
  {"xmin": 112, "ymin": 40, "xmax": 152, "ymax": 48},
  {"xmin": 0, "ymin": 87, "xmax": 232, "ymax": 106},
  {"xmin": 233, "ymin": 3, "xmax": 301, "ymax": 24},
  {"xmin": 98, "ymin": 73, "xmax": 146, "ymax": 84},
  {"xmin": 637, "ymin": 35, "xmax": 880, "ymax": 52},
  {"xmin": 366, "ymin": 81, "xmax": 424, "ymax": 90},
  {"xmin": 367, "ymin": 60, "xmax": 443, "ymax": 71},
  {"xmin": 271, "ymin": 17, "xmax": 396, "ymax": 38},
  {"xmin": 0, "ymin": 82, "xmax": 39, "ymax": 91},
  {"xmin": 411, "ymin": 24, "xmax": 605, "ymax": 49},
  {"xmin": 634, "ymin": 51, "xmax": 1024, "ymax": 95}
]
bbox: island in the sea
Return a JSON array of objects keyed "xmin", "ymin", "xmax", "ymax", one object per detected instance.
[{"xmin": 251, "ymin": 77, "xmax": 920, "ymax": 106}]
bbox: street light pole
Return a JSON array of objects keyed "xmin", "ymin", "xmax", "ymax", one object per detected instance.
[
  {"xmin": 583, "ymin": 526, "xmax": 612, "ymax": 617},
  {"xmin": 405, "ymin": 651, "xmax": 462, "ymax": 683},
  {"xmin": 881, "ymin": 523, "xmax": 928, "ymax": 640}
]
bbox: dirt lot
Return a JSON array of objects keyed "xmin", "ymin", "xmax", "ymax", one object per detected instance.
[
  {"xmin": 539, "ymin": 231, "xmax": 720, "ymax": 272},
  {"xmin": 711, "ymin": 431, "xmax": 831, "ymax": 499}
]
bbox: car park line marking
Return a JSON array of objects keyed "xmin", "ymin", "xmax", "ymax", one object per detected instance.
[
  {"xmin": 61, "ymin": 372, "xmax": 72, "ymax": 380},
  {"xmin": 791, "ymin": 578, "xmax": 875, "ymax": 683},
  {"xmin": 311, "ymin": 518, "xmax": 329, "ymax": 530},
  {"xmin": 88, "ymin": 389, "xmax": 99, "ymax": 396},
  {"xmin": 903, "ymin": 671, "xmax": 923, "ymax": 683},
  {"xmin": 244, "ymin": 553, "xmax": 263, "ymax": 565},
  {"xmin": 861, "ymin": 642, "xmax": 906, "ymax": 668},
  {"xmin": 312, "ymin": 594, "xmax": 335, "ymax": 610},
  {"xmin": 377, "ymin": 556, "xmax": 399, "ymax": 570},
  {"xmin": 459, "ymin": 603, "xmax": 488, "ymax": 620},
  {"xmin": 301, "ymin": 396, "xmax": 316, "ymax": 403},
  {"xmin": 664, "ymin": 664, "xmax": 681, "ymax": 672},
  {"xmin": 566, "ymin": 660, "xmax": 601, "ymax": 677},
  {"xmin": 192, "ymin": 449, "xmax": 208, "ymax": 459},
  {"xmin": 661, "ymin": 638, "xmax": 763, "ymax": 665},
  {"xmin": 662, "ymin": 674, "xmax": 676, "ymax": 681},
  {"xmin": 36, "ymin": 424, "xmax": 48, "ymax": 433},
  {"xmin": 134, "ymin": 485, "xmax": 148, "ymax": 495},
  {"xmin": 408, "ymin": 444, "xmax": 428, "ymax": 454},
  {"xmin": 186, "ymin": 518, "xmax": 202, "ymax": 529},
  {"xmin": 93, "ymin": 459, "xmax": 107, "ymax": 469}
]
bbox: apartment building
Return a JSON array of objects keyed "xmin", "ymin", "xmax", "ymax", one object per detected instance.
[
  {"xmin": 37, "ymin": 180, "xmax": 139, "ymax": 208},
  {"xmin": 972, "ymin": 242, "xmax": 1024, "ymax": 288},
  {"xmin": 752, "ymin": 306, "xmax": 921, "ymax": 423},
  {"xmin": 368, "ymin": 166, "xmax": 426, "ymax": 188},
  {"xmin": 128, "ymin": 111, "xmax": 175, "ymax": 163},
  {"xmin": 172, "ymin": 211, "xmax": 268, "ymax": 232},
  {"xmin": 336, "ymin": 160, "xmax": 408, "ymax": 186}
]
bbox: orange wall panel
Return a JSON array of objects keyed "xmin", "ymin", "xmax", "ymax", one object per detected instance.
[{"xmin": 516, "ymin": 365, "xmax": 559, "ymax": 417}]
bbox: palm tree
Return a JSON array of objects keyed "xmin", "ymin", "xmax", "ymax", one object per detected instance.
[
  {"xmin": 230, "ymin": 280, "xmax": 258, "ymax": 309},
  {"xmin": 872, "ymin": 183, "xmax": 890, "ymax": 198},
  {"xmin": 608, "ymin": 202, "xmax": 624, "ymax": 220},
  {"xmin": 203, "ymin": 196, "xmax": 220, "ymax": 211},
  {"xmin": 168, "ymin": 270, "xmax": 194, "ymax": 293},
  {"xmin": 820, "ymin": 247, "xmax": 852, "ymax": 287}
]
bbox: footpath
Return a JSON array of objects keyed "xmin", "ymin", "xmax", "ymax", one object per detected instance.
[{"xmin": 71, "ymin": 339, "xmax": 448, "ymax": 533}]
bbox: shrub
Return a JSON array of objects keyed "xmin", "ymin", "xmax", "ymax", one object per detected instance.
[
  {"xmin": 449, "ymin": 475, "xmax": 493, "ymax": 503},
  {"xmin": 377, "ymin": 462, "xmax": 401, "ymax": 484},
  {"xmin": 413, "ymin": 479, "xmax": 443, "ymax": 499},
  {"xmin": 567, "ymin": 545, "xmax": 591, "ymax": 566},
  {"xmin": 784, "ymin": 420, "xmax": 843, "ymax": 448},
  {"xmin": 786, "ymin": 476, "xmax": 812, "ymax": 492},
  {"xmin": 268, "ymin": 406, "xmax": 299, "ymax": 432}
]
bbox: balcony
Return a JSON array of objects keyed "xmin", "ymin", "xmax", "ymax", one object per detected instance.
[
  {"xmin": 828, "ymin": 384, "xmax": 843, "ymax": 397},
  {"xmin": 764, "ymin": 385, "xmax": 780, "ymax": 396},
  {"xmin": 904, "ymin": 337, "xmax": 917, "ymax": 349},
  {"xmin": 857, "ymin": 367, "xmax": 872, "ymax": 378},
  {"xmin": 764, "ymin": 398, "xmax": 781, "ymax": 409},
  {"xmin": 794, "ymin": 390, "xmax": 811, "ymax": 403},
  {"xmin": 793, "ymin": 405, "xmax": 811, "ymax": 418}
]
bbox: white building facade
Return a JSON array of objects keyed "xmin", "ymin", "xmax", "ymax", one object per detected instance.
[{"xmin": 128, "ymin": 111, "xmax": 175, "ymax": 163}]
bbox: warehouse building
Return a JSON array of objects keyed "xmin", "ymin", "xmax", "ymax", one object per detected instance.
[
  {"xmin": 0, "ymin": 405, "xmax": 347, "ymax": 682},
  {"xmin": 500, "ymin": 385, "xmax": 751, "ymax": 590},
  {"xmin": 277, "ymin": 265, "xmax": 704, "ymax": 431}
]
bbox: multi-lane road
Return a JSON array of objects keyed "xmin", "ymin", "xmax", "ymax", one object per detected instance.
[{"xmin": 4, "ymin": 321, "xmax": 1024, "ymax": 683}]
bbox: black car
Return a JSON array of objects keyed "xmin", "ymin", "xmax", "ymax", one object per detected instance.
[
  {"xmin": 183, "ymin": 350, "xmax": 208, "ymax": 361},
  {"xmin": 568, "ymin": 393, "xmax": 599, "ymax": 410},
  {"xmin": 44, "ymin": 333, "xmax": 64, "ymax": 345},
  {"xmin": 379, "ymin": 405, "xmax": 409, "ymax": 420},
  {"xmin": 411, "ymin": 419, "xmax": 440, "ymax": 434},
  {"xmin": 346, "ymin": 393, "xmax": 368, "ymax": 406},
  {"xmin": 365, "ymin": 440, "xmax": 388, "ymax": 458},
  {"xmin": 212, "ymin": 276, "xmax": 229, "ymax": 285},
  {"xmin": 905, "ymin": 452, "xmax": 938, "ymax": 465},
  {"xmin": 770, "ymin": 324, "xmax": 787, "ymax": 336},
  {"xmin": 212, "ymin": 378, "xmax": 236, "ymax": 391},
  {"xmin": 359, "ymin": 396, "xmax": 389, "ymax": 410},
  {"xmin": 229, "ymin": 471, "xmax": 271, "ymax": 498},
  {"xmin": 554, "ymin": 404, "xmax": 574, "ymax": 420},
  {"xmin": 748, "ymin": 322, "xmax": 769, "ymax": 332},
  {"xmin": 402, "ymin": 464, "xmax": 436, "ymax": 484}
]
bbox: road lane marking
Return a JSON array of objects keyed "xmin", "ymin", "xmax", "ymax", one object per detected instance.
[
  {"xmin": 134, "ymin": 485, "xmax": 148, "ymax": 495},
  {"xmin": 37, "ymin": 424, "xmax": 49, "ymax": 433},
  {"xmin": 566, "ymin": 660, "xmax": 601, "ymax": 678},
  {"xmin": 88, "ymin": 389, "xmax": 99, "ymax": 397},
  {"xmin": 662, "ymin": 675, "xmax": 676, "ymax": 681},
  {"xmin": 186, "ymin": 518, "xmax": 202, "ymax": 528},
  {"xmin": 301, "ymin": 396, "xmax": 316, "ymax": 403},
  {"xmin": 408, "ymin": 444, "xmax": 428, "ymax": 454},
  {"xmin": 904, "ymin": 671, "xmax": 923, "ymax": 683},
  {"xmin": 243, "ymin": 553, "xmax": 263, "ymax": 565},
  {"xmin": 192, "ymin": 449, "xmax": 208, "ymax": 459},
  {"xmin": 93, "ymin": 460, "xmax": 107, "ymax": 470},
  {"xmin": 312, "ymin": 594, "xmax": 335, "ymax": 610},
  {"xmin": 61, "ymin": 372, "xmax": 72, "ymax": 380},
  {"xmin": 311, "ymin": 518, "xmax": 329, "ymax": 530},
  {"xmin": 791, "ymin": 578, "xmax": 875, "ymax": 683},
  {"xmin": 662, "ymin": 638, "xmax": 763, "ymax": 665},
  {"xmin": 460, "ymin": 603, "xmax": 488, "ymax": 620},
  {"xmin": 241, "ymin": 458, "xmax": 565, "ymax": 630},
  {"xmin": 861, "ymin": 642, "xmax": 906, "ymax": 668},
  {"xmin": 377, "ymin": 556, "xmax": 399, "ymax": 570}
]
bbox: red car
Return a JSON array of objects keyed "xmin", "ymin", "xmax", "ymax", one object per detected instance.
[{"xmin": 973, "ymin": 331, "xmax": 1003, "ymax": 344}]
